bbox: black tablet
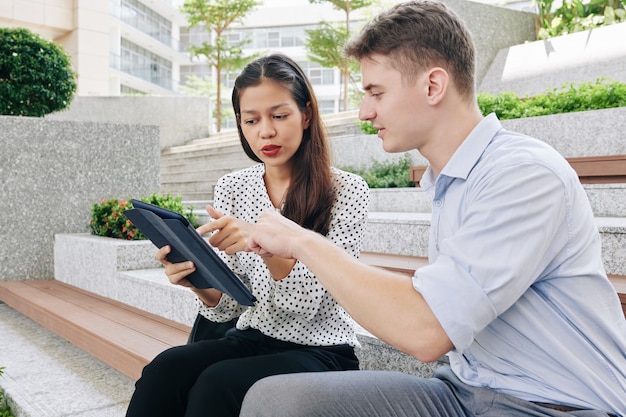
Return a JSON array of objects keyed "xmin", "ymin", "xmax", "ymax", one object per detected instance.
[{"xmin": 124, "ymin": 200, "xmax": 256, "ymax": 306}]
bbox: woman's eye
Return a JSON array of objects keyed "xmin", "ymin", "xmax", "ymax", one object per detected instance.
[
  {"xmin": 273, "ymin": 114, "xmax": 287, "ymax": 120},
  {"xmin": 243, "ymin": 119, "xmax": 257, "ymax": 125}
]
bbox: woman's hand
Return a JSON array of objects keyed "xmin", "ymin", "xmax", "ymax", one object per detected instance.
[
  {"xmin": 197, "ymin": 205, "xmax": 254, "ymax": 255},
  {"xmin": 156, "ymin": 245, "xmax": 196, "ymax": 287},
  {"xmin": 155, "ymin": 240, "xmax": 222, "ymax": 307}
]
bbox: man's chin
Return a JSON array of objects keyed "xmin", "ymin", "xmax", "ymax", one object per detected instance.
[{"xmin": 381, "ymin": 138, "xmax": 403, "ymax": 153}]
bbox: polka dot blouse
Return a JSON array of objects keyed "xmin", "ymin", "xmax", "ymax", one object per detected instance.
[{"xmin": 196, "ymin": 163, "xmax": 370, "ymax": 347}]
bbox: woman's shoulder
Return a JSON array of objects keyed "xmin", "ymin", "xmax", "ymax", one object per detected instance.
[
  {"xmin": 331, "ymin": 166, "xmax": 368, "ymax": 187},
  {"xmin": 330, "ymin": 167, "xmax": 369, "ymax": 191}
]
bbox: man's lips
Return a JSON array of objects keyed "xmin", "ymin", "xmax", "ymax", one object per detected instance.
[{"xmin": 261, "ymin": 145, "xmax": 281, "ymax": 156}]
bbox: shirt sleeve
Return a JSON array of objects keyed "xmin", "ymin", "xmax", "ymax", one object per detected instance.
[
  {"xmin": 414, "ymin": 160, "xmax": 570, "ymax": 350},
  {"xmin": 272, "ymin": 171, "xmax": 370, "ymax": 321}
]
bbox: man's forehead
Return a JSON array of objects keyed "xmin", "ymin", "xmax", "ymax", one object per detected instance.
[{"xmin": 360, "ymin": 56, "xmax": 399, "ymax": 88}]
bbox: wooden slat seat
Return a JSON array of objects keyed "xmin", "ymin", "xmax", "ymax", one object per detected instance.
[
  {"xmin": 566, "ymin": 154, "xmax": 626, "ymax": 184},
  {"xmin": 0, "ymin": 279, "xmax": 190, "ymax": 380},
  {"xmin": 410, "ymin": 154, "xmax": 626, "ymax": 186}
]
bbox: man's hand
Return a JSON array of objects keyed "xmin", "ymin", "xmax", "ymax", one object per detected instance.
[{"xmin": 246, "ymin": 210, "xmax": 305, "ymax": 259}]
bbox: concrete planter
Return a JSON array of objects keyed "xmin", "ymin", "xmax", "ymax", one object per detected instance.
[
  {"xmin": 53, "ymin": 233, "xmax": 198, "ymax": 325},
  {"xmin": 54, "ymin": 233, "xmax": 160, "ymax": 298}
]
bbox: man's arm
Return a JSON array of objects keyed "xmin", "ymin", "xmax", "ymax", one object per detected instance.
[{"xmin": 247, "ymin": 210, "xmax": 453, "ymax": 362}]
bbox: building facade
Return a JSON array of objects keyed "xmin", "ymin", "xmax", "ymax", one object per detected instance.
[{"xmin": 0, "ymin": 0, "xmax": 367, "ymax": 126}]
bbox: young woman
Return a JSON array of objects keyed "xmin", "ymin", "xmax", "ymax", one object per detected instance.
[{"xmin": 125, "ymin": 53, "xmax": 370, "ymax": 417}]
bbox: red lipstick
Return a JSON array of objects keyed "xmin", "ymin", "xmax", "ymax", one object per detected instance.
[{"xmin": 261, "ymin": 145, "xmax": 281, "ymax": 156}]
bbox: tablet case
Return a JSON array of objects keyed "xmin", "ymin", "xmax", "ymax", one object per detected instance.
[{"xmin": 124, "ymin": 199, "xmax": 256, "ymax": 306}]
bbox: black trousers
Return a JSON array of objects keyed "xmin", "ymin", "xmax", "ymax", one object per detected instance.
[
  {"xmin": 125, "ymin": 326, "xmax": 359, "ymax": 417},
  {"xmin": 187, "ymin": 313, "xmax": 237, "ymax": 344}
]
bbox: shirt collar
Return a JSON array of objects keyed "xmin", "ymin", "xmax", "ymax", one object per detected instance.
[{"xmin": 420, "ymin": 113, "xmax": 502, "ymax": 190}]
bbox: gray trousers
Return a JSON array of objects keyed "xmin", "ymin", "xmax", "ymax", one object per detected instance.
[{"xmin": 240, "ymin": 366, "xmax": 614, "ymax": 417}]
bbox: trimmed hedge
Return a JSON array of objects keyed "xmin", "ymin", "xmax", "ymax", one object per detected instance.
[{"xmin": 0, "ymin": 27, "xmax": 77, "ymax": 117}]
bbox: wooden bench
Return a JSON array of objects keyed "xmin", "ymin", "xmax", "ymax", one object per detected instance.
[
  {"xmin": 0, "ymin": 279, "xmax": 190, "ymax": 381},
  {"xmin": 410, "ymin": 154, "xmax": 626, "ymax": 186}
]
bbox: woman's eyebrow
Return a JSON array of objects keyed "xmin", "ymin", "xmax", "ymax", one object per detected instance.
[{"xmin": 241, "ymin": 103, "xmax": 291, "ymax": 115}]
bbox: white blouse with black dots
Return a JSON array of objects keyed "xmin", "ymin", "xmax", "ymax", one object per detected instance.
[{"xmin": 196, "ymin": 163, "xmax": 370, "ymax": 347}]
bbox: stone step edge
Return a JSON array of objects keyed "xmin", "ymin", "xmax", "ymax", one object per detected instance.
[{"xmin": 0, "ymin": 302, "xmax": 134, "ymax": 417}]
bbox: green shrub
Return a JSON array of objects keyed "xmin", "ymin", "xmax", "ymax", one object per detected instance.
[
  {"xmin": 0, "ymin": 27, "xmax": 77, "ymax": 117},
  {"xmin": 358, "ymin": 79, "xmax": 626, "ymax": 134},
  {"xmin": 90, "ymin": 193, "xmax": 198, "ymax": 240},
  {"xmin": 341, "ymin": 153, "xmax": 414, "ymax": 188},
  {"xmin": 477, "ymin": 78, "xmax": 626, "ymax": 120},
  {"xmin": 535, "ymin": 0, "xmax": 626, "ymax": 40},
  {"xmin": 357, "ymin": 120, "xmax": 378, "ymax": 135},
  {"xmin": 0, "ymin": 366, "xmax": 16, "ymax": 417}
]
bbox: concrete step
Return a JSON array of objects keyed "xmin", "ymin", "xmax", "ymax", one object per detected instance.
[
  {"xmin": 161, "ymin": 143, "xmax": 243, "ymax": 163},
  {"xmin": 160, "ymin": 179, "xmax": 219, "ymax": 198},
  {"xmin": 0, "ymin": 302, "xmax": 134, "ymax": 417},
  {"xmin": 185, "ymin": 182, "xmax": 626, "ymax": 219},
  {"xmin": 159, "ymin": 108, "xmax": 626, "ymax": 205},
  {"xmin": 367, "ymin": 184, "xmax": 626, "ymax": 217},
  {"xmin": 181, "ymin": 205, "xmax": 626, "ymax": 277},
  {"xmin": 161, "ymin": 160, "xmax": 255, "ymax": 181},
  {"xmin": 363, "ymin": 213, "xmax": 626, "ymax": 276}
]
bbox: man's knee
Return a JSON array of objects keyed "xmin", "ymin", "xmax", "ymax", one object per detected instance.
[{"xmin": 240, "ymin": 374, "xmax": 315, "ymax": 417}]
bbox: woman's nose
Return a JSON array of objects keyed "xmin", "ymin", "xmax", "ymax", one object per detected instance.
[{"xmin": 260, "ymin": 120, "xmax": 276, "ymax": 138}]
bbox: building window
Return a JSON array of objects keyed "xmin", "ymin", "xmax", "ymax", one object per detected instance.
[
  {"xmin": 121, "ymin": 84, "xmax": 147, "ymax": 95},
  {"xmin": 318, "ymin": 100, "xmax": 335, "ymax": 114},
  {"xmin": 181, "ymin": 63, "xmax": 211, "ymax": 85},
  {"xmin": 117, "ymin": 0, "xmax": 176, "ymax": 48},
  {"xmin": 120, "ymin": 38, "xmax": 173, "ymax": 90},
  {"xmin": 180, "ymin": 26, "xmax": 212, "ymax": 51},
  {"xmin": 299, "ymin": 61, "xmax": 334, "ymax": 86},
  {"xmin": 226, "ymin": 32, "xmax": 242, "ymax": 46},
  {"xmin": 227, "ymin": 25, "xmax": 310, "ymax": 50},
  {"xmin": 267, "ymin": 31, "xmax": 280, "ymax": 48},
  {"xmin": 220, "ymin": 71, "xmax": 239, "ymax": 89}
]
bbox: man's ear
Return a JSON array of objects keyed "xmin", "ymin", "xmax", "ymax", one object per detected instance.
[{"xmin": 426, "ymin": 67, "xmax": 448, "ymax": 105}]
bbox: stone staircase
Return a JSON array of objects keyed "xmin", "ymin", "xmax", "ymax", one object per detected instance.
[{"xmin": 160, "ymin": 110, "xmax": 362, "ymax": 202}]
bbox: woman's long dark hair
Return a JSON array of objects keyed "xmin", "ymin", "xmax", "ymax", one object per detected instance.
[{"xmin": 232, "ymin": 53, "xmax": 335, "ymax": 236}]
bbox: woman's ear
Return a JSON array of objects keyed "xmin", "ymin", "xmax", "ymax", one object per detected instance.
[
  {"xmin": 426, "ymin": 67, "xmax": 448, "ymax": 105},
  {"xmin": 302, "ymin": 102, "xmax": 312, "ymax": 129}
]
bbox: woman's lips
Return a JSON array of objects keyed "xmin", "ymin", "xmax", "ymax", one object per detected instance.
[{"xmin": 261, "ymin": 145, "xmax": 281, "ymax": 156}]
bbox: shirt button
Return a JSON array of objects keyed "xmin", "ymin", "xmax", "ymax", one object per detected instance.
[{"xmin": 434, "ymin": 200, "xmax": 442, "ymax": 207}]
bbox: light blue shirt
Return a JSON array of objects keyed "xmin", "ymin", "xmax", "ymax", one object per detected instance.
[{"xmin": 415, "ymin": 113, "xmax": 626, "ymax": 415}]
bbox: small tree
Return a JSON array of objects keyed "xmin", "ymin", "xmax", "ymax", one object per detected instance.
[
  {"xmin": 180, "ymin": 0, "xmax": 261, "ymax": 132},
  {"xmin": 0, "ymin": 27, "xmax": 76, "ymax": 117},
  {"xmin": 306, "ymin": 0, "xmax": 372, "ymax": 111}
]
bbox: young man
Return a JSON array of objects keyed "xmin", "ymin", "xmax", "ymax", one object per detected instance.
[{"xmin": 240, "ymin": 1, "xmax": 626, "ymax": 416}]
